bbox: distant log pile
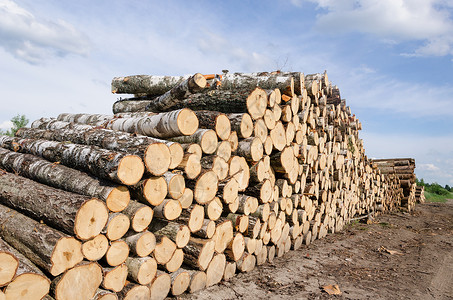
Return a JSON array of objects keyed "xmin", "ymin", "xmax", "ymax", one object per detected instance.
[
  {"xmin": 0, "ymin": 70, "xmax": 418, "ymax": 299},
  {"xmin": 372, "ymin": 158, "xmax": 417, "ymax": 211}
]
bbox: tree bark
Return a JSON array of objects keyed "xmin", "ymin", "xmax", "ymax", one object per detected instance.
[
  {"xmin": 146, "ymin": 87, "xmax": 267, "ymax": 120},
  {"xmin": 20, "ymin": 122, "xmax": 174, "ymax": 176},
  {"xmin": 0, "ymin": 204, "xmax": 83, "ymax": 276},
  {"xmin": 183, "ymin": 237, "xmax": 215, "ymax": 271},
  {"xmin": 125, "ymin": 256, "xmax": 157, "ymax": 285},
  {"xmin": 51, "ymin": 262, "xmax": 103, "ymax": 300},
  {"xmin": 112, "ymin": 98, "xmax": 152, "ymax": 114},
  {"xmin": 111, "ymin": 74, "xmax": 192, "ymax": 95},
  {"xmin": 145, "ymin": 73, "xmax": 207, "ymax": 112},
  {"xmin": 220, "ymin": 73, "xmax": 294, "ymax": 96},
  {"xmin": 0, "ymin": 171, "xmax": 108, "ymax": 241},
  {"xmin": 0, "ymin": 136, "xmax": 144, "ymax": 186},
  {"xmin": 193, "ymin": 111, "xmax": 231, "ymax": 141},
  {"xmin": 0, "ymin": 147, "xmax": 130, "ymax": 213}
]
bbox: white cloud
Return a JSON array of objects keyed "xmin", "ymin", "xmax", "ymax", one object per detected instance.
[
  {"xmin": 362, "ymin": 132, "xmax": 453, "ymax": 186},
  {"xmin": 298, "ymin": 0, "xmax": 453, "ymax": 56},
  {"xmin": 333, "ymin": 66, "xmax": 453, "ymax": 117},
  {"xmin": 419, "ymin": 163, "xmax": 440, "ymax": 171},
  {"xmin": 0, "ymin": 0, "xmax": 91, "ymax": 64},
  {"xmin": 0, "ymin": 120, "xmax": 12, "ymax": 130}
]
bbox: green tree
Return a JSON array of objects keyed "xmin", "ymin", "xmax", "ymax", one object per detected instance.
[{"xmin": 0, "ymin": 114, "xmax": 29, "ymax": 137}]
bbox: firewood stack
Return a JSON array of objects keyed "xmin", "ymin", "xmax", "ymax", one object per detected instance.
[
  {"xmin": 0, "ymin": 71, "xmax": 413, "ymax": 299},
  {"xmin": 414, "ymin": 185, "xmax": 426, "ymax": 203},
  {"xmin": 372, "ymin": 158, "xmax": 417, "ymax": 211}
]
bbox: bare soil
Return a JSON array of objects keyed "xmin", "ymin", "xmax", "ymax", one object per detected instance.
[{"xmin": 179, "ymin": 199, "xmax": 453, "ymax": 300}]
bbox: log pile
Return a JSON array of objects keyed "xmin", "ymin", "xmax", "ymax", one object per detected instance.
[
  {"xmin": 415, "ymin": 185, "xmax": 426, "ymax": 203},
  {"xmin": 372, "ymin": 158, "xmax": 417, "ymax": 211},
  {"xmin": 0, "ymin": 70, "xmax": 415, "ymax": 299}
]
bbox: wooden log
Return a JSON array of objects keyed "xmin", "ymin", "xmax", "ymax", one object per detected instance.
[
  {"xmin": 194, "ymin": 110, "xmax": 231, "ymax": 141},
  {"xmin": 82, "ymin": 235, "xmax": 109, "ymax": 261},
  {"xmin": 153, "ymin": 199, "xmax": 182, "ymax": 221},
  {"xmin": 228, "ymin": 156, "xmax": 250, "ymax": 191},
  {"xmin": 234, "ymin": 137, "xmax": 263, "ymax": 162},
  {"xmin": 112, "ymin": 98, "xmax": 152, "ymax": 113},
  {"xmin": 111, "ymin": 74, "xmax": 192, "ymax": 95},
  {"xmin": 124, "ymin": 231, "xmax": 156, "ymax": 257},
  {"xmin": 163, "ymin": 172, "xmax": 185, "ymax": 200},
  {"xmin": 176, "ymin": 153, "xmax": 201, "ymax": 179},
  {"xmin": 200, "ymin": 155, "xmax": 229, "ymax": 180},
  {"xmin": 18, "ymin": 124, "xmax": 172, "ymax": 176},
  {"xmin": 170, "ymin": 129, "xmax": 218, "ymax": 155},
  {"xmin": 153, "ymin": 236, "xmax": 176, "ymax": 265},
  {"xmin": 0, "ymin": 147, "xmax": 130, "ymax": 213},
  {"xmin": 205, "ymin": 197, "xmax": 223, "ymax": 221},
  {"xmin": 102, "ymin": 264, "xmax": 128, "ymax": 292},
  {"xmin": 169, "ymin": 269, "xmax": 190, "ymax": 296},
  {"xmin": 236, "ymin": 252, "xmax": 256, "ymax": 273},
  {"xmin": 192, "ymin": 219, "xmax": 216, "ymax": 239},
  {"xmin": 0, "ymin": 136, "xmax": 144, "ymax": 186},
  {"xmin": 121, "ymin": 200, "xmax": 153, "ymax": 233},
  {"xmin": 92, "ymin": 289, "xmax": 118, "ymax": 300},
  {"xmin": 51, "ymin": 262, "xmax": 103, "ymax": 300},
  {"xmin": 220, "ymin": 73, "xmax": 294, "ymax": 96},
  {"xmin": 213, "ymin": 220, "xmax": 234, "ymax": 253},
  {"xmin": 145, "ymin": 73, "xmax": 207, "ymax": 112},
  {"xmin": 227, "ymin": 113, "xmax": 253, "ymax": 139},
  {"xmin": 223, "ymin": 261, "xmax": 237, "ymax": 281},
  {"xmin": 205, "ymin": 254, "xmax": 226, "ymax": 287},
  {"xmin": 125, "ymin": 256, "xmax": 157, "ymax": 285},
  {"xmin": 149, "ymin": 270, "xmax": 171, "ymax": 300},
  {"xmin": 104, "ymin": 240, "xmax": 129, "ymax": 267},
  {"xmin": 237, "ymin": 194, "xmax": 259, "ymax": 215},
  {"xmin": 148, "ymin": 219, "xmax": 190, "ymax": 248},
  {"xmin": 187, "ymin": 170, "xmax": 219, "ymax": 204},
  {"xmin": 117, "ymin": 282, "xmax": 150, "ymax": 299},
  {"xmin": 225, "ymin": 233, "xmax": 245, "ymax": 262},
  {"xmin": 163, "ymin": 248, "xmax": 184, "ymax": 272},
  {"xmin": 129, "ymin": 177, "xmax": 167, "ymax": 207},
  {"xmin": 175, "ymin": 204, "xmax": 204, "ymax": 233},
  {"xmin": 183, "ymin": 237, "xmax": 215, "ymax": 271},
  {"xmin": 0, "ymin": 238, "xmax": 51, "ymax": 300},
  {"xmin": 178, "ymin": 188, "xmax": 194, "ymax": 209},
  {"xmin": 103, "ymin": 213, "xmax": 130, "ymax": 241},
  {"xmin": 245, "ymin": 179, "xmax": 273, "ymax": 203},
  {"xmin": 0, "ymin": 171, "xmax": 108, "ymax": 241},
  {"xmin": 151, "ymin": 87, "xmax": 267, "ymax": 120},
  {"xmin": 217, "ymin": 178, "xmax": 239, "ymax": 205}
]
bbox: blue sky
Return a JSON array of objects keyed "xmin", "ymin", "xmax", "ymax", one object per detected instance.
[{"xmin": 0, "ymin": 0, "xmax": 452, "ymax": 185}]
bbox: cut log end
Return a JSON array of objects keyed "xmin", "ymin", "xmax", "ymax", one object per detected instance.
[
  {"xmin": 144, "ymin": 143, "xmax": 171, "ymax": 176},
  {"xmin": 150, "ymin": 272, "xmax": 171, "ymax": 300},
  {"xmin": 117, "ymin": 155, "xmax": 145, "ymax": 186},
  {"xmin": 106, "ymin": 213, "xmax": 130, "ymax": 241},
  {"xmin": 131, "ymin": 205, "xmax": 153, "ymax": 232},
  {"xmin": 50, "ymin": 237, "xmax": 84, "ymax": 276},
  {"xmin": 215, "ymin": 114, "xmax": 232, "ymax": 141},
  {"xmin": 0, "ymin": 252, "xmax": 18, "ymax": 286},
  {"xmin": 54, "ymin": 262, "xmax": 103, "ymax": 300},
  {"xmin": 168, "ymin": 142, "xmax": 184, "ymax": 169},
  {"xmin": 194, "ymin": 171, "xmax": 219, "ymax": 204},
  {"xmin": 246, "ymin": 88, "xmax": 267, "ymax": 120},
  {"xmin": 106, "ymin": 186, "xmax": 130, "ymax": 212},
  {"xmin": 105, "ymin": 240, "xmax": 129, "ymax": 266},
  {"xmin": 4, "ymin": 273, "xmax": 50, "ymax": 300},
  {"xmin": 200, "ymin": 129, "xmax": 218, "ymax": 154},
  {"xmin": 178, "ymin": 108, "xmax": 199, "ymax": 136},
  {"xmin": 171, "ymin": 271, "xmax": 190, "ymax": 296},
  {"xmin": 103, "ymin": 264, "xmax": 128, "ymax": 292},
  {"xmin": 206, "ymin": 254, "xmax": 226, "ymax": 287},
  {"xmin": 82, "ymin": 234, "xmax": 109, "ymax": 261},
  {"xmin": 75, "ymin": 199, "xmax": 109, "ymax": 241}
]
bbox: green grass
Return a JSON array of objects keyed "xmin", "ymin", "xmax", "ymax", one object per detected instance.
[{"xmin": 424, "ymin": 191, "xmax": 453, "ymax": 203}]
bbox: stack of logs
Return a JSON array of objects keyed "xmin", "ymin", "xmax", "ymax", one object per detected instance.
[
  {"xmin": 372, "ymin": 158, "xmax": 417, "ymax": 211},
  {"xmin": 0, "ymin": 71, "xmax": 412, "ymax": 300},
  {"xmin": 415, "ymin": 185, "xmax": 426, "ymax": 203}
]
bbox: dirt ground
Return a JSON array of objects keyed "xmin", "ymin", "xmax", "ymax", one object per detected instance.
[{"xmin": 179, "ymin": 199, "xmax": 453, "ymax": 300}]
